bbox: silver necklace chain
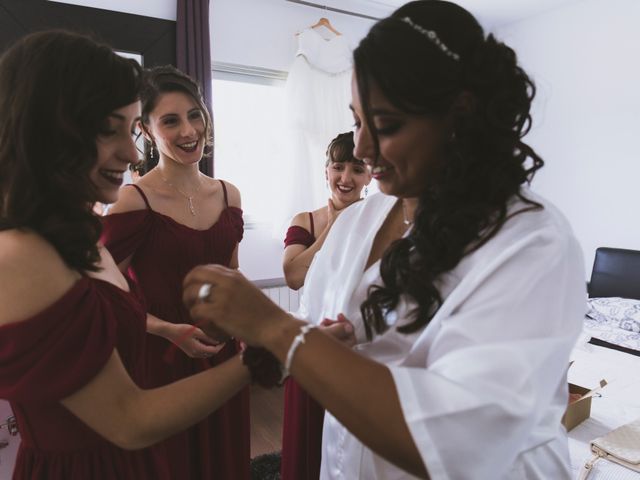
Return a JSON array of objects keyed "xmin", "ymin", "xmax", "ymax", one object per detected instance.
[{"xmin": 158, "ymin": 170, "xmax": 202, "ymax": 216}]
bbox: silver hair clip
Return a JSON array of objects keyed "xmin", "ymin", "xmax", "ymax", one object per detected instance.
[{"xmin": 401, "ymin": 16, "xmax": 460, "ymax": 62}]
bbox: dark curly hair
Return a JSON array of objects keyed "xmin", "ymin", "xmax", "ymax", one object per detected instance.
[
  {"xmin": 357, "ymin": 1, "xmax": 544, "ymax": 338},
  {"xmin": 0, "ymin": 30, "xmax": 142, "ymax": 272},
  {"xmin": 139, "ymin": 65, "xmax": 213, "ymax": 170},
  {"xmin": 325, "ymin": 131, "xmax": 363, "ymax": 168}
]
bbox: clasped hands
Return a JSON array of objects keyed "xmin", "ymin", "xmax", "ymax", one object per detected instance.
[{"xmin": 183, "ymin": 264, "xmax": 356, "ymax": 350}]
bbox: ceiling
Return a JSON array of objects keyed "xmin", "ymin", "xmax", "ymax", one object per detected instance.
[{"xmin": 317, "ymin": 0, "xmax": 586, "ymax": 29}]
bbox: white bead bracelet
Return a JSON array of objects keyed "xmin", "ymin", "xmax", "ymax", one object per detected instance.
[{"xmin": 284, "ymin": 323, "xmax": 317, "ymax": 375}]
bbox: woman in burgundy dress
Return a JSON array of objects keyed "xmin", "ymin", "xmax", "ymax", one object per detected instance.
[
  {"xmin": 281, "ymin": 131, "xmax": 370, "ymax": 479},
  {"xmin": 0, "ymin": 31, "xmax": 250, "ymax": 480},
  {"xmin": 102, "ymin": 66, "xmax": 250, "ymax": 480}
]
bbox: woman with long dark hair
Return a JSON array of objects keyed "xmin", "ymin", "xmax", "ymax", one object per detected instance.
[
  {"xmin": 0, "ymin": 31, "xmax": 251, "ymax": 479},
  {"xmin": 184, "ymin": 1, "xmax": 585, "ymax": 478}
]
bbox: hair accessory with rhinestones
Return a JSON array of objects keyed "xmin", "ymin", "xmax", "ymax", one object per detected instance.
[{"xmin": 401, "ymin": 16, "xmax": 460, "ymax": 62}]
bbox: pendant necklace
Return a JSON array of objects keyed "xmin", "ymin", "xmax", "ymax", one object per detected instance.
[
  {"xmin": 159, "ymin": 171, "xmax": 202, "ymax": 216},
  {"xmin": 402, "ymin": 200, "xmax": 414, "ymax": 226}
]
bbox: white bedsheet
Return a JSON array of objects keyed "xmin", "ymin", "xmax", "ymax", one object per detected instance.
[{"xmin": 568, "ymin": 331, "xmax": 640, "ymax": 479}]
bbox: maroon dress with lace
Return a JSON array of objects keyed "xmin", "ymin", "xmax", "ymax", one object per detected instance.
[
  {"xmin": 100, "ymin": 182, "xmax": 250, "ymax": 480},
  {"xmin": 0, "ymin": 277, "xmax": 171, "ymax": 480},
  {"xmin": 281, "ymin": 213, "xmax": 325, "ymax": 480}
]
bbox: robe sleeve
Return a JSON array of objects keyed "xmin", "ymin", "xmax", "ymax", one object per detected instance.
[
  {"xmin": 0, "ymin": 279, "xmax": 120, "ymax": 403},
  {"xmin": 388, "ymin": 225, "xmax": 586, "ymax": 479}
]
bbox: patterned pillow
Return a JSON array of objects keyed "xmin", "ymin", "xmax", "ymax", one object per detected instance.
[
  {"xmin": 587, "ymin": 297, "xmax": 640, "ymax": 333},
  {"xmin": 585, "ymin": 298, "xmax": 640, "ymax": 351}
]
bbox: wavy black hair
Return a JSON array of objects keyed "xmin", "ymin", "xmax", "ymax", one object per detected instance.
[
  {"xmin": 0, "ymin": 30, "xmax": 142, "ymax": 271},
  {"xmin": 139, "ymin": 65, "xmax": 213, "ymax": 170},
  {"xmin": 357, "ymin": 0, "xmax": 544, "ymax": 338},
  {"xmin": 325, "ymin": 131, "xmax": 363, "ymax": 167}
]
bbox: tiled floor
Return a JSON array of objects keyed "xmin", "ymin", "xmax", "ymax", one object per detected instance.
[{"xmin": 250, "ymin": 384, "xmax": 285, "ymax": 458}]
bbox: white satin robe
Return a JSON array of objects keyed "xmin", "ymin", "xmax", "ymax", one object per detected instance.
[{"xmin": 295, "ymin": 191, "xmax": 586, "ymax": 480}]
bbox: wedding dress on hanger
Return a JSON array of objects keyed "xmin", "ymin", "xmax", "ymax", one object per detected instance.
[{"xmin": 279, "ymin": 21, "xmax": 354, "ymax": 231}]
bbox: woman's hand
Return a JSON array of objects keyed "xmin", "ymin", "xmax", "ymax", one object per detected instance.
[
  {"xmin": 165, "ymin": 323, "xmax": 225, "ymax": 358},
  {"xmin": 327, "ymin": 198, "xmax": 341, "ymax": 226},
  {"xmin": 183, "ymin": 264, "xmax": 292, "ymax": 347},
  {"xmin": 320, "ymin": 314, "xmax": 356, "ymax": 348}
]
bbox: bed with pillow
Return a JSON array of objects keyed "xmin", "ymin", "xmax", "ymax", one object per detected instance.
[{"xmin": 568, "ymin": 248, "xmax": 640, "ymax": 479}]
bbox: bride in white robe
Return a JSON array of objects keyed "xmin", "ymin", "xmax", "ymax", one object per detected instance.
[
  {"xmin": 183, "ymin": 2, "xmax": 586, "ymax": 478},
  {"xmin": 299, "ymin": 190, "xmax": 585, "ymax": 479}
]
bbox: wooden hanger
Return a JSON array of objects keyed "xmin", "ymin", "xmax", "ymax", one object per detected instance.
[{"xmin": 310, "ymin": 17, "xmax": 341, "ymax": 36}]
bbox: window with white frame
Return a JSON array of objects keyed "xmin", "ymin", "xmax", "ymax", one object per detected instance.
[{"xmin": 212, "ymin": 64, "xmax": 291, "ymax": 228}]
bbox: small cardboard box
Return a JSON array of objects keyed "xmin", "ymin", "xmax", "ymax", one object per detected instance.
[{"xmin": 562, "ymin": 379, "xmax": 607, "ymax": 431}]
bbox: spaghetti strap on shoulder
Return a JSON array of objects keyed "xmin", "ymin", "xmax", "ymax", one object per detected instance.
[
  {"xmin": 128, "ymin": 184, "xmax": 152, "ymax": 210},
  {"xmin": 308, "ymin": 212, "xmax": 315, "ymax": 238},
  {"xmin": 219, "ymin": 180, "xmax": 229, "ymax": 207}
]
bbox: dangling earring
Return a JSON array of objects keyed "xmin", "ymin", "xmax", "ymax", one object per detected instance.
[
  {"xmin": 149, "ymin": 141, "xmax": 157, "ymax": 161},
  {"xmin": 364, "ymin": 186, "xmax": 368, "ymax": 197}
]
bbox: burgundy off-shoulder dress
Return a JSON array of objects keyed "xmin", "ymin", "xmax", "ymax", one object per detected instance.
[
  {"xmin": 281, "ymin": 212, "xmax": 325, "ymax": 480},
  {"xmin": 101, "ymin": 182, "xmax": 250, "ymax": 480},
  {"xmin": 0, "ymin": 277, "xmax": 171, "ymax": 479}
]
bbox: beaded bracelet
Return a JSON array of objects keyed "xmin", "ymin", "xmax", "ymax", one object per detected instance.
[
  {"xmin": 241, "ymin": 346, "xmax": 284, "ymax": 388},
  {"xmin": 284, "ymin": 324, "xmax": 317, "ymax": 374}
]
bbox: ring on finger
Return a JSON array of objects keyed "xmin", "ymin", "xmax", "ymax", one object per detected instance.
[{"xmin": 197, "ymin": 283, "xmax": 212, "ymax": 302}]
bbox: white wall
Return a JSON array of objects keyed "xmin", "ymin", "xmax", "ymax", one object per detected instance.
[
  {"xmin": 495, "ymin": 0, "xmax": 640, "ymax": 273},
  {"xmin": 210, "ymin": 0, "xmax": 375, "ymax": 72},
  {"xmin": 47, "ymin": 0, "xmax": 176, "ymax": 20}
]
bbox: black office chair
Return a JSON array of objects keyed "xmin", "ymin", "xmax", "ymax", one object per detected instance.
[{"xmin": 588, "ymin": 247, "xmax": 640, "ymax": 300}]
